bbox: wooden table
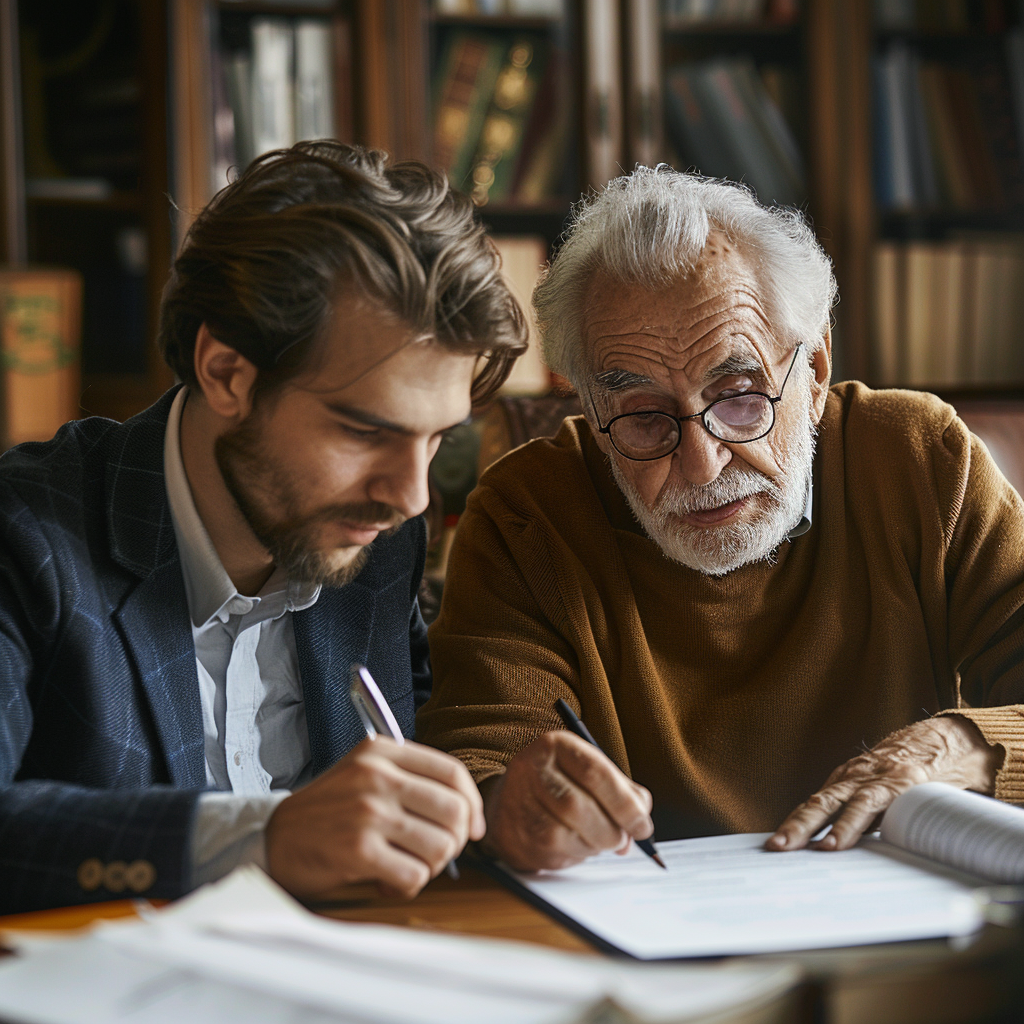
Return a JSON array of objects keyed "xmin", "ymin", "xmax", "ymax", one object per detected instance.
[{"xmin": 3, "ymin": 865, "xmax": 1023, "ymax": 1024}]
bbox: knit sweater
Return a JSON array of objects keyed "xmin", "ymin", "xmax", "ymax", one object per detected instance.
[{"xmin": 419, "ymin": 383, "xmax": 1024, "ymax": 837}]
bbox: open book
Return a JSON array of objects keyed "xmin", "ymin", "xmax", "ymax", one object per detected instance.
[
  {"xmin": 493, "ymin": 783, "xmax": 1024, "ymax": 960},
  {"xmin": 879, "ymin": 781, "xmax": 1024, "ymax": 883}
]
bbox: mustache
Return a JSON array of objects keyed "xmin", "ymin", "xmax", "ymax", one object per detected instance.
[
  {"xmin": 656, "ymin": 465, "xmax": 779, "ymax": 516},
  {"xmin": 308, "ymin": 501, "xmax": 407, "ymax": 534}
]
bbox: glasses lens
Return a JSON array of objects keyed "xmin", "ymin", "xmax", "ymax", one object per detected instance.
[
  {"xmin": 706, "ymin": 394, "xmax": 773, "ymax": 441},
  {"xmin": 609, "ymin": 412, "xmax": 680, "ymax": 459}
]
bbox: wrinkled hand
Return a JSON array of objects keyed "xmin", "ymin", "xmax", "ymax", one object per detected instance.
[
  {"xmin": 480, "ymin": 731, "xmax": 654, "ymax": 872},
  {"xmin": 266, "ymin": 737, "xmax": 485, "ymax": 900},
  {"xmin": 767, "ymin": 716, "xmax": 1003, "ymax": 853}
]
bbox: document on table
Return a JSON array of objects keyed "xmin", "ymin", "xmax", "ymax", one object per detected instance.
[
  {"xmin": 500, "ymin": 832, "xmax": 985, "ymax": 959},
  {"xmin": 0, "ymin": 867, "xmax": 799, "ymax": 1024}
]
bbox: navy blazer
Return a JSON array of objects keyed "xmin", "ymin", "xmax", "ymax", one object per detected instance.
[{"xmin": 0, "ymin": 388, "xmax": 431, "ymax": 914}]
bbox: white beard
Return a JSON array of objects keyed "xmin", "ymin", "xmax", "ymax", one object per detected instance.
[{"xmin": 610, "ymin": 386, "xmax": 817, "ymax": 578}]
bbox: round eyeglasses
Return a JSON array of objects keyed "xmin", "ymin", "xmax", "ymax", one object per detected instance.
[{"xmin": 589, "ymin": 344, "xmax": 804, "ymax": 462}]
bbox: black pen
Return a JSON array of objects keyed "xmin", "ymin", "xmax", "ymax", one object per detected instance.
[{"xmin": 554, "ymin": 698, "xmax": 667, "ymax": 870}]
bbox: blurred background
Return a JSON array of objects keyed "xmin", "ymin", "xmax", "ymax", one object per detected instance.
[{"xmin": 2, "ymin": 0, "xmax": 1024, "ymax": 564}]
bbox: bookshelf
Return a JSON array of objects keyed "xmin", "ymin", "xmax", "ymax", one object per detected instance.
[
  {"xmin": 626, "ymin": 0, "xmax": 874, "ymax": 384},
  {"xmin": 868, "ymin": 1, "xmax": 1024, "ymax": 390},
  {"xmin": 4, "ymin": 0, "xmax": 1019, "ymax": 438},
  {"xmin": 1, "ymin": 0, "xmax": 175, "ymax": 427}
]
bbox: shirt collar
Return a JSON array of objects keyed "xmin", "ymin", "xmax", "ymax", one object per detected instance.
[
  {"xmin": 163, "ymin": 388, "xmax": 321, "ymax": 628},
  {"xmin": 786, "ymin": 471, "xmax": 814, "ymax": 540}
]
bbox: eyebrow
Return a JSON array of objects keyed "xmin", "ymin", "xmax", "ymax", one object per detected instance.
[
  {"xmin": 703, "ymin": 355, "xmax": 765, "ymax": 384},
  {"xmin": 325, "ymin": 401, "xmax": 468, "ymax": 436},
  {"xmin": 591, "ymin": 369, "xmax": 658, "ymax": 393},
  {"xmin": 592, "ymin": 355, "xmax": 766, "ymax": 395}
]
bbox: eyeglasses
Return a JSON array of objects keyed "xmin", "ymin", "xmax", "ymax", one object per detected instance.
[{"xmin": 589, "ymin": 343, "xmax": 804, "ymax": 462}]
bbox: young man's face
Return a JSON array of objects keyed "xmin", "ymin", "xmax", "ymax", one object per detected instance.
[{"xmin": 216, "ymin": 296, "xmax": 477, "ymax": 586}]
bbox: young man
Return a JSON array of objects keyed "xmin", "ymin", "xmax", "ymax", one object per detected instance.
[{"xmin": 0, "ymin": 142, "xmax": 526, "ymax": 913}]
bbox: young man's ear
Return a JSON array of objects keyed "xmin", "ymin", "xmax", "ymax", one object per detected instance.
[
  {"xmin": 192, "ymin": 324, "xmax": 259, "ymax": 421},
  {"xmin": 809, "ymin": 326, "xmax": 833, "ymax": 425}
]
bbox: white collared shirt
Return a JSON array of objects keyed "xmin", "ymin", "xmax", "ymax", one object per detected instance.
[{"xmin": 163, "ymin": 387, "xmax": 320, "ymax": 882}]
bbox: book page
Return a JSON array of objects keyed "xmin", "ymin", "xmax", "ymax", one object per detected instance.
[
  {"xmin": 504, "ymin": 832, "xmax": 983, "ymax": 959},
  {"xmin": 880, "ymin": 781, "xmax": 1024, "ymax": 884}
]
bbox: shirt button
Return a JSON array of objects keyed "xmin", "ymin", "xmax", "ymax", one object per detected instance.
[{"xmin": 233, "ymin": 751, "xmax": 242, "ymax": 766}]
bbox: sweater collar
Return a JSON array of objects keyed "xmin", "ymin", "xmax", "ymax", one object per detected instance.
[{"xmin": 786, "ymin": 475, "xmax": 814, "ymax": 539}]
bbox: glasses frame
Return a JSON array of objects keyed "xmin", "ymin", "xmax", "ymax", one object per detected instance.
[{"xmin": 589, "ymin": 343, "xmax": 805, "ymax": 462}]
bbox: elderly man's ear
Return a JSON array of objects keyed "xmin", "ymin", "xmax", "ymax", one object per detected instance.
[{"xmin": 809, "ymin": 327, "xmax": 833, "ymax": 425}]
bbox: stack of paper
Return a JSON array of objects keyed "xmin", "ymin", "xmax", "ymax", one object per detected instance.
[{"xmin": 0, "ymin": 867, "xmax": 798, "ymax": 1024}]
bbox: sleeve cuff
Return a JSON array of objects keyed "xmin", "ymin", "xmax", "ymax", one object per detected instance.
[
  {"xmin": 190, "ymin": 790, "xmax": 291, "ymax": 889},
  {"xmin": 935, "ymin": 706, "xmax": 1024, "ymax": 803}
]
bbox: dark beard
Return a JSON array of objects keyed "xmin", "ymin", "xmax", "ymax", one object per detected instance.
[{"xmin": 215, "ymin": 411, "xmax": 405, "ymax": 588}]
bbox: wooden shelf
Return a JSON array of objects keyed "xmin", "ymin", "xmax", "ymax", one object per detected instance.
[
  {"xmin": 431, "ymin": 13, "xmax": 561, "ymax": 31},
  {"xmin": 879, "ymin": 209, "xmax": 1024, "ymax": 240},
  {"xmin": 26, "ymin": 191, "xmax": 143, "ymax": 213},
  {"xmin": 661, "ymin": 19, "xmax": 800, "ymax": 35}
]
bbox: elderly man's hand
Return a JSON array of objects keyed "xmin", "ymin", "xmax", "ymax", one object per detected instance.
[
  {"xmin": 480, "ymin": 731, "xmax": 655, "ymax": 872},
  {"xmin": 767, "ymin": 716, "xmax": 1004, "ymax": 852}
]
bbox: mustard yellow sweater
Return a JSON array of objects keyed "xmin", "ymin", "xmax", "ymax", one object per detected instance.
[{"xmin": 419, "ymin": 383, "xmax": 1024, "ymax": 836}]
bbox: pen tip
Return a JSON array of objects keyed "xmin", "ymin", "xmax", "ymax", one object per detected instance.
[{"xmin": 652, "ymin": 853, "xmax": 667, "ymax": 870}]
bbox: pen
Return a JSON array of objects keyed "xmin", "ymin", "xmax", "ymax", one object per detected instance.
[
  {"xmin": 349, "ymin": 664, "xmax": 461, "ymax": 880},
  {"xmin": 554, "ymin": 698, "xmax": 667, "ymax": 870}
]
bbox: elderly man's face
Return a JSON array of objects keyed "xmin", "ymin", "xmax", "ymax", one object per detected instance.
[{"xmin": 582, "ymin": 235, "xmax": 830, "ymax": 575}]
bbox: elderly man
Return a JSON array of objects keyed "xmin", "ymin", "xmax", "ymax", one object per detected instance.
[{"xmin": 418, "ymin": 166, "xmax": 1024, "ymax": 872}]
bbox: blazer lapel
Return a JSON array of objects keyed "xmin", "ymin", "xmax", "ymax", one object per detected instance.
[
  {"xmin": 293, "ymin": 582, "xmax": 377, "ymax": 775},
  {"xmin": 113, "ymin": 564, "xmax": 206, "ymax": 787},
  {"xmin": 105, "ymin": 387, "xmax": 206, "ymax": 788}
]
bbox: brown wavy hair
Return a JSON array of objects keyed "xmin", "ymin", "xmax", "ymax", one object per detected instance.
[{"xmin": 158, "ymin": 141, "xmax": 527, "ymax": 401}]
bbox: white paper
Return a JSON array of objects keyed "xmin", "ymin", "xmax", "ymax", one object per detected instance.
[
  {"xmin": 0, "ymin": 867, "xmax": 798, "ymax": 1024},
  {"xmin": 507, "ymin": 832, "xmax": 984, "ymax": 959}
]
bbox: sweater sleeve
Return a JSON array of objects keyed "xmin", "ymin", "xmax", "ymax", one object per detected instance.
[
  {"xmin": 417, "ymin": 487, "xmax": 582, "ymax": 784},
  {"xmin": 937, "ymin": 424, "xmax": 1024, "ymax": 803}
]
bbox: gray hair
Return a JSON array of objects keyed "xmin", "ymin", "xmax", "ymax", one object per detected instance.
[{"xmin": 534, "ymin": 166, "xmax": 837, "ymax": 388}]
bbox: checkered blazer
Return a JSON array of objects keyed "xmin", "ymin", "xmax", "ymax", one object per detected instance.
[{"xmin": 0, "ymin": 387, "xmax": 431, "ymax": 914}]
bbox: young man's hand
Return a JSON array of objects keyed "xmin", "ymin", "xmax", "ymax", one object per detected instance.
[
  {"xmin": 479, "ymin": 731, "xmax": 654, "ymax": 872},
  {"xmin": 265, "ymin": 737, "xmax": 485, "ymax": 899}
]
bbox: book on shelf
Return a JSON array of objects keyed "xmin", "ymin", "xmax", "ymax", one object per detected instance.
[
  {"xmin": 625, "ymin": 0, "xmax": 662, "ymax": 169},
  {"xmin": 295, "ymin": 20, "xmax": 335, "ymax": 142},
  {"xmin": 464, "ymin": 37, "xmax": 550, "ymax": 204},
  {"xmin": 873, "ymin": 41, "xmax": 1024, "ymax": 212},
  {"xmin": 582, "ymin": 0, "xmax": 622, "ymax": 189},
  {"xmin": 431, "ymin": 26, "xmax": 568, "ymax": 204},
  {"xmin": 252, "ymin": 19, "xmax": 296, "ymax": 157},
  {"xmin": 663, "ymin": 58, "xmax": 805, "ymax": 207},
  {"xmin": 0, "ymin": 269, "xmax": 82, "ymax": 449},
  {"xmin": 212, "ymin": 13, "xmax": 335, "ymax": 187},
  {"xmin": 871, "ymin": 236, "xmax": 1024, "ymax": 387},
  {"xmin": 432, "ymin": 33, "xmax": 507, "ymax": 192},
  {"xmin": 492, "ymin": 235, "xmax": 550, "ymax": 394},
  {"xmin": 508, "ymin": 45, "xmax": 571, "ymax": 201}
]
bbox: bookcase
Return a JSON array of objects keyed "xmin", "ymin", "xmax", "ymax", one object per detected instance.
[
  {"xmin": 2, "ymin": 0, "xmax": 1021, "ymax": 439},
  {"xmin": 1, "ymin": 0, "xmax": 175, "ymax": 428},
  {"xmin": 625, "ymin": 0, "xmax": 873, "ymax": 384},
  {"xmin": 868, "ymin": 1, "xmax": 1024, "ymax": 390}
]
